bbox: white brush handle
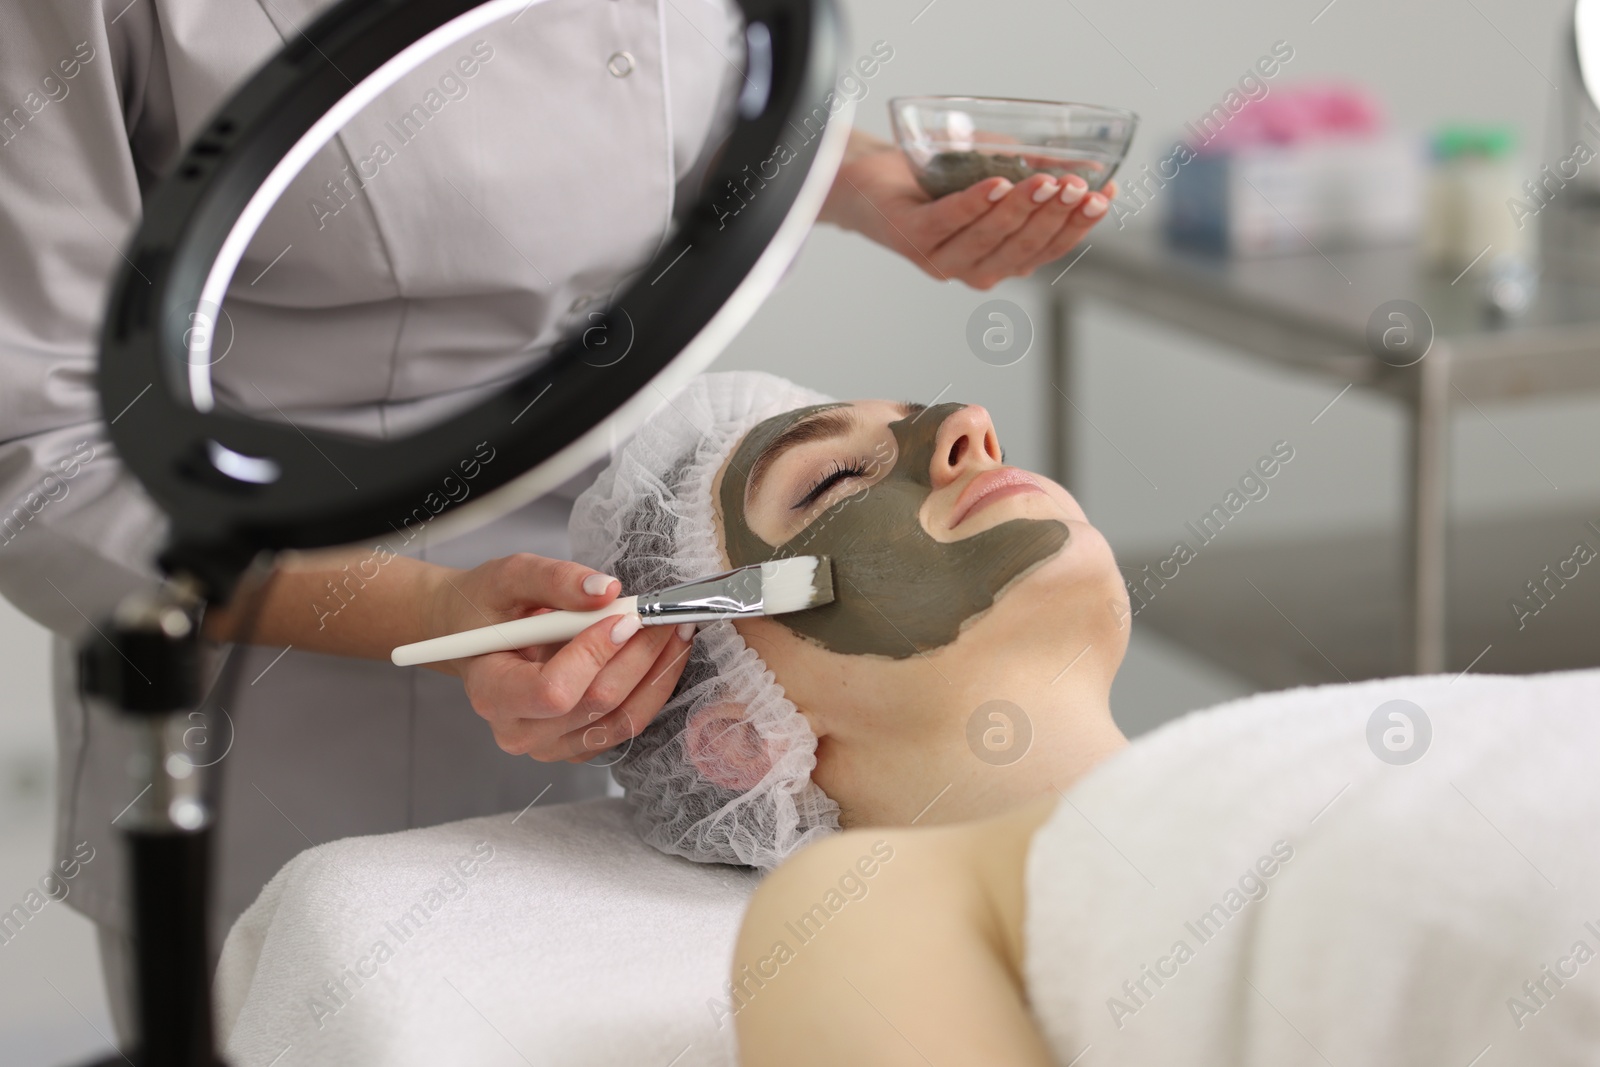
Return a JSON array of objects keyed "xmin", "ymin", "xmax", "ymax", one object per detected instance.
[{"xmin": 390, "ymin": 596, "xmax": 641, "ymax": 666}]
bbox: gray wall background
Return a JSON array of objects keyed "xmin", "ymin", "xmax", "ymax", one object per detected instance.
[{"xmin": 3, "ymin": 0, "xmax": 1597, "ymax": 1056}]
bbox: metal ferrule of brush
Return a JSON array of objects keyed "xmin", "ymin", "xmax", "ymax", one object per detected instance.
[{"xmin": 635, "ymin": 567, "xmax": 768, "ymax": 624}]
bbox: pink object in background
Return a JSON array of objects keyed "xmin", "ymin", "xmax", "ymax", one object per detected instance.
[
  {"xmin": 1166, "ymin": 81, "xmax": 1422, "ymax": 255},
  {"xmin": 1192, "ymin": 83, "xmax": 1386, "ymax": 155}
]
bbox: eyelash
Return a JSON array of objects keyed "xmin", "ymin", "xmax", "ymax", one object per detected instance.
[{"xmin": 794, "ymin": 459, "xmax": 872, "ymax": 510}]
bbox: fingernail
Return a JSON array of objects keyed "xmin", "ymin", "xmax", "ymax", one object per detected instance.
[
  {"xmin": 583, "ymin": 573, "xmax": 617, "ymax": 596},
  {"xmin": 1031, "ymin": 181, "xmax": 1060, "ymax": 204},
  {"xmin": 1059, "ymin": 180, "xmax": 1088, "ymax": 205},
  {"xmin": 676, "ymin": 623, "xmax": 697, "ymax": 643},
  {"xmin": 610, "ymin": 614, "xmax": 643, "ymax": 645},
  {"xmin": 1081, "ymin": 194, "xmax": 1108, "ymax": 219},
  {"xmin": 986, "ymin": 180, "xmax": 1013, "ymax": 202}
]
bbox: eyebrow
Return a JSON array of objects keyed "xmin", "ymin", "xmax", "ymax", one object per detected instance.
[{"xmin": 745, "ymin": 401, "xmax": 925, "ymax": 506}]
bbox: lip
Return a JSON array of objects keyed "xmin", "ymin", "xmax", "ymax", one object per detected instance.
[{"xmin": 948, "ymin": 467, "xmax": 1046, "ymax": 529}]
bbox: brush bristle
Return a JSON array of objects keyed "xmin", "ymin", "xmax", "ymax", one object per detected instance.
[{"xmin": 759, "ymin": 556, "xmax": 834, "ymax": 615}]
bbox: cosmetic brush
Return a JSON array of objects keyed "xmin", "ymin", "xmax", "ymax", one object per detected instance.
[{"xmin": 389, "ymin": 555, "xmax": 833, "ymax": 667}]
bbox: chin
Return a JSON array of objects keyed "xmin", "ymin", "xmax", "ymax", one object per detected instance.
[
  {"xmin": 1025, "ymin": 519, "xmax": 1122, "ymax": 610},
  {"xmin": 946, "ymin": 517, "xmax": 1126, "ymax": 659}
]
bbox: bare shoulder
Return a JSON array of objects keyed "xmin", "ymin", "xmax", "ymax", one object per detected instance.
[
  {"xmin": 739, "ymin": 795, "xmax": 1057, "ymax": 935},
  {"xmin": 731, "ymin": 800, "xmax": 1060, "ymax": 1067}
]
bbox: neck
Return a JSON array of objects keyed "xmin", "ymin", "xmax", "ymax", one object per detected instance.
[{"xmin": 823, "ymin": 642, "xmax": 1128, "ymax": 829}]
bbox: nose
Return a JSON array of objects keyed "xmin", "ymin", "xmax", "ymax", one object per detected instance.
[{"xmin": 929, "ymin": 405, "xmax": 1003, "ymax": 489}]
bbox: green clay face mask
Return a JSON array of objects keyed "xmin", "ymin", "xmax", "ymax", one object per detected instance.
[{"xmin": 719, "ymin": 402, "xmax": 1069, "ymax": 658}]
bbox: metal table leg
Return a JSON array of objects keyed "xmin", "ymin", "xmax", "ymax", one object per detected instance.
[{"xmin": 1406, "ymin": 344, "xmax": 1451, "ymax": 674}]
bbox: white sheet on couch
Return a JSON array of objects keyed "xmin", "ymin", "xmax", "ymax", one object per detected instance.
[
  {"xmin": 216, "ymin": 798, "xmax": 759, "ymax": 1067},
  {"xmin": 1025, "ymin": 668, "xmax": 1600, "ymax": 1067}
]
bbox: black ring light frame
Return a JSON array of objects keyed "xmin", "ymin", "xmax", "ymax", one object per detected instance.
[
  {"xmin": 76, "ymin": 1, "xmax": 844, "ymax": 1063},
  {"xmin": 100, "ymin": 0, "xmax": 846, "ymax": 602}
]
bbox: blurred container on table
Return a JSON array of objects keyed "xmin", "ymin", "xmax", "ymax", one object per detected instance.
[
  {"xmin": 1164, "ymin": 84, "xmax": 1423, "ymax": 256},
  {"xmin": 1420, "ymin": 124, "xmax": 1534, "ymax": 276}
]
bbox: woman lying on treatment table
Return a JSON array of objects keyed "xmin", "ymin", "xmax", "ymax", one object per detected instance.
[{"xmin": 572, "ymin": 371, "xmax": 1600, "ymax": 1067}]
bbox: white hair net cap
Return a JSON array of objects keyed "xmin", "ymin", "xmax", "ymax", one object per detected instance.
[{"xmin": 569, "ymin": 370, "xmax": 842, "ymax": 869}]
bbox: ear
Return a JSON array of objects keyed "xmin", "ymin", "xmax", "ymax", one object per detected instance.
[{"xmin": 684, "ymin": 701, "xmax": 773, "ymax": 791}]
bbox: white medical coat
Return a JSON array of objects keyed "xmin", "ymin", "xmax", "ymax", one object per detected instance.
[{"xmin": 0, "ymin": 0, "xmax": 742, "ymax": 945}]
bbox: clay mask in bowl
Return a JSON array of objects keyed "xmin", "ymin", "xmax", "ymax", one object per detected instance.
[{"xmin": 890, "ymin": 95, "xmax": 1139, "ymax": 199}]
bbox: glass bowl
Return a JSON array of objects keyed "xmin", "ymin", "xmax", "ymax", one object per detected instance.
[{"xmin": 889, "ymin": 96, "xmax": 1139, "ymax": 199}]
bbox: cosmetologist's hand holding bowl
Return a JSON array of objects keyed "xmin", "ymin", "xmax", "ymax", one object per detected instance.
[{"xmin": 890, "ymin": 95, "xmax": 1138, "ymax": 199}]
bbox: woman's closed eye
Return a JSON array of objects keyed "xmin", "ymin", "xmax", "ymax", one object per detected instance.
[
  {"xmin": 739, "ymin": 400, "xmax": 909, "ymax": 547},
  {"xmin": 793, "ymin": 457, "xmax": 874, "ymax": 511}
]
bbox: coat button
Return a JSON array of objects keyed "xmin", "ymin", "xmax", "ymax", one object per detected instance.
[{"xmin": 607, "ymin": 51, "xmax": 635, "ymax": 77}]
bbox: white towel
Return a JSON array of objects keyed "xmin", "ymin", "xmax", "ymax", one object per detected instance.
[
  {"xmin": 1025, "ymin": 668, "xmax": 1600, "ymax": 1067},
  {"xmin": 216, "ymin": 798, "xmax": 759, "ymax": 1067}
]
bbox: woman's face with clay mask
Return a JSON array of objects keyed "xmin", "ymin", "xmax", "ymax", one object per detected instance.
[
  {"xmin": 704, "ymin": 398, "xmax": 1129, "ymax": 826},
  {"xmin": 717, "ymin": 400, "xmax": 1109, "ymax": 652},
  {"xmin": 713, "ymin": 395, "xmax": 1123, "ymax": 673}
]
